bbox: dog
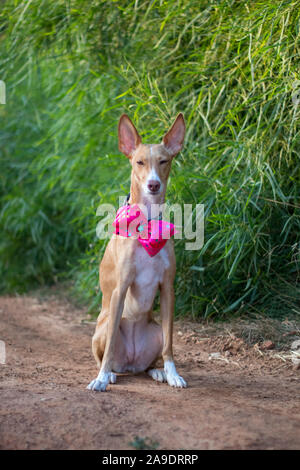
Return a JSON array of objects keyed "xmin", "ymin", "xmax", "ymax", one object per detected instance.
[{"xmin": 87, "ymin": 113, "xmax": 187, "ymax": 391}]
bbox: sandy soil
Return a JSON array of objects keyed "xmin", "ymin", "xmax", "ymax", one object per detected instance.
[{"xmin": 0, "ymin": 293, "xmax": 299, "ymax": 450}]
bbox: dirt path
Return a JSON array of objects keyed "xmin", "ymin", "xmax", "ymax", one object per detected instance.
[{"xmin": 0, "ymin": 294, "xmax": 299, "ymax": 450}]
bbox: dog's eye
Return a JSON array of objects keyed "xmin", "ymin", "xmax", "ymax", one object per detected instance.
[
  {"xmin": 137, "ymin": 161, "xmax": 144, "ymax": 165},
  {"xmin": 160, "ymin": 160, "xmax": 169, "ymax": 165}
]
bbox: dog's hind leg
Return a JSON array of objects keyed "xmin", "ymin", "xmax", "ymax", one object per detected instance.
[
  {"xmin": 87, "ymin": 314, "xmax": 117, "ymax": 389},
  {"xmin": 147, "ymin": 368, "xmax": 167, "ymax": 383}
]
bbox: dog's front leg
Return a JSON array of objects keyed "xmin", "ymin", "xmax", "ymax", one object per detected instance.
[
  {"xmin": 88, "ymin": 285, "xmax": 128, "ymax": 392},
  {"xmin": 160, "ymin": 280, "xmax": 187, "ymax": 388}
]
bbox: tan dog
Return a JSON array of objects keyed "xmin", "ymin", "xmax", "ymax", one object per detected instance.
[{"xmin": 87, "ymin": 113, "xmax": 187, "ymax": 391}]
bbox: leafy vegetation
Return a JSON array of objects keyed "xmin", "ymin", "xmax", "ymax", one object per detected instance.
[
  {"xmin": 0, "ymin": 0, "xmax": 299, "ymax": 318},
  {"xmin": 129, "ymin": 435, "xmax": 159, "ymax": 450}
]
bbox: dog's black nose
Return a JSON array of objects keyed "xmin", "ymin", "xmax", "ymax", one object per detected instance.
[{"xmin": 148, "ymin": 180, "xmax": 161, "ymax": 193}]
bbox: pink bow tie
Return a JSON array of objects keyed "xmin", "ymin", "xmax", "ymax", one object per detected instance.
[{"xmin": 112, "ymin": 204, "xmax": 177, "ymax": 257}]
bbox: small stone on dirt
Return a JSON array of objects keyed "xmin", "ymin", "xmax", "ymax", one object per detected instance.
[
  {"xmin": 209, "ymin": 352, "xmax": 221, "ymax": 360},
  {"xmin": 290, "ymin": 340, "xmax": 300, "ymax": 351}
]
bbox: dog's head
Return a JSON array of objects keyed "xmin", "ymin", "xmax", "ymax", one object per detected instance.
[{"xmin": 118, "ymin": 114, "xmax": 185, "ymax": 198}]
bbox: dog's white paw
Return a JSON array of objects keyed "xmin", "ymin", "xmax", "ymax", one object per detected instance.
[
  {"xmin": 148, "ymin": 368, "xmax": 167, "ymax": 383},
  {"xmin": 166, "ymin": 373, "xmax": 187, "ymax": 388},
  {"xmin": 87, "ymin": 372, "xmax": 116, "ymax": 391},
  {"xmin": 87, "ymin": 378, "xmax": 108, "ymax": 392},
  {"xmin": 164, "ymin": 360, "xmax": 187, "ymax": 388}
]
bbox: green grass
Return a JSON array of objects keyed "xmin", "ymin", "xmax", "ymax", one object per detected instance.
[
  {"xmin": 129, "ymin": 435, "xmax": 159, "ymax": 450},
  {"xmin": 0, "ymin": 0, "xmax": 299, "ymax": 318}
]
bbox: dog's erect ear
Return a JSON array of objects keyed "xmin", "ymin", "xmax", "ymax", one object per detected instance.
[
  {"xmin": 162, "ymin": 113, "xmax": 185, "ymax": 156},
  {"xmin": 118, "ymin": 114, "xmax": 142, "ymax": 158}
]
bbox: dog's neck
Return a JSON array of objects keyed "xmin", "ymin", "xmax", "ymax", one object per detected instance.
[{"xmin": 129, "ymin": 172, "xmax": 166, "ymax": 220}]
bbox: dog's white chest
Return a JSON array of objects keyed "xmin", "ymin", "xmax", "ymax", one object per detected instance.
[
  {"xmin": 135, "ymin": 244, "xmax": 169, "ymax": 286},
  {"xmin": 123, "ymin": 244, "xmax": 170, "ymax": 319}
]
